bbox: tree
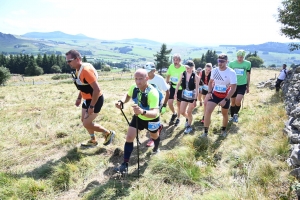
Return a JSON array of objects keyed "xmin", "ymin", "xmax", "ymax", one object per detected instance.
[
  {"xmin": 247, "ymin": 56, "xmax": 264, "ymax": 68},
  {"xmin": 193, "ymin": 58, "xmax": 202, "ymax": 69},
  {"xmin": 51, "ymin": 65, "xmax": 62, "ymax": 73},
  {"xmin": 83, "ymin": 56, "xmax": 87, "ymax": 62},
  {"xmin": 25, "ymin": 56, "xmax": 44, "ymax": 76},
  {"xmin": 0, "ymin": 66, "xmax": 11, "ymax": 85},
  {"xmin": 277, "ymin": 0, "xmax": 300, "ymax": 51},
  {"xmin": 154, "ymin": 43, "xmax": 172, "ymax": 75}
]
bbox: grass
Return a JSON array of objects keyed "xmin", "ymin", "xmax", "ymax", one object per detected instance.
[{"xmin": 0, "ymin": 69, "xmax": 295, "ymax": 199}]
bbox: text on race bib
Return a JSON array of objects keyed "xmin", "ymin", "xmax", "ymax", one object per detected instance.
[
  {"xmin": 203, "ymin": 85, "xmax": 209, "ymax": 91},
  {"xmin": 148, "ymin": 121, "xmax": 161, "ymax": 131},
  {"xmin": 214, "ymin": 85, "xmax": 227, "ymax": 93},
  {"xmin": 234, "ymin": 69, "xmax": 244, "ymax": 76},
  {"xmin": 170, "ymin": 77, "xmax": 178, "ymax": 83},
  {"xmin": 183, "ymin": 89, "xmax": 193, "ymax": 98}
]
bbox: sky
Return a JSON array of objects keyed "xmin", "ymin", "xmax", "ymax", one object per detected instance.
[{"xmin": 0, "ymin": 0, "xmax": 295, "ymax": 45}]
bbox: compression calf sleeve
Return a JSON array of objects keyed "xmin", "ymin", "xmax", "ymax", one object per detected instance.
[
  {"xmin": 124, "ymin": 142, "xmax": 134, "ymax": 163},
  {"xmin": 230, "ymin": 106, "xmax": 235, "ymax": 117},
  {"xmin": 153, "ymin": 137, "xmax": 160, "ymax": 152},
  {"xmin": 235, "ymin": 105, "xmax": 241, "ymax": 114}
]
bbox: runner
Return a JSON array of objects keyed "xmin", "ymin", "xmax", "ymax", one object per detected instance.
[
  {"xmin": 201, "ymin": 54, "xmax": 237, "ymax": 138},
  {"xmin": 275, "ymin": 64, "xmax": 288, "ymax": 92},
  {"xmin": 166, "ymin": 54, "xmax": 186, "ymax": 126},
  {"xmin": 66, "ymin": 49, "xmax": 115, "ymax": 147},
  {"xmin": 114, "ymin": 69, "xmax": 162, "ymax": 173},
  {"xmin": 199, "ymin": 63, "xmax": 212, "ymax": 124},
  {"xmin": 196, "ymin": 67, "xmax": 203, "ymax": 107},
  {"xmin": 228, "ymin": 50, "xmax": 251, "ymax": 123},
  {"xmin": 144, "ymin": 62, "xmax": 170, "ymax": 147},
  {"xmin": 174, "ymin": 60, "xmax": 200, "ymax": 134}
]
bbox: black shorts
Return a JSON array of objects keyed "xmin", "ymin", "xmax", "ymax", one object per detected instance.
[
  {"xmin": 201, "ymin": 89, "xmax": 208, "ymax": 95},
  {"xmin": 169, "ymin": 87, "xmax": 183, "ymax": 102},
  {"xmin": 181, "ymin": 98, "xmax": 195, "ymax": 103},
  {"xmin": 129, "ymin": 115, "xmax": 160, "ymax": 133},
  {"xmin": 82, "ymin": 95, "xmax": 104, "ymax": 113},
  {"xmin": 231, "ymin": 84, "xmax": 247, "ymax": 98},
  {"xmin": 208, "ymin": 93, "xmax": 230, "ymax": 109}
]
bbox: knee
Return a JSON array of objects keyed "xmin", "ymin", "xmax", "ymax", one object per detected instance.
[
  {"xmin": 150, "ymin": 132, "xmax": 159, "ymax": 140},
  {"xmin": 83, "ymin": 121, "xmax": 92, "ymax": 129}
]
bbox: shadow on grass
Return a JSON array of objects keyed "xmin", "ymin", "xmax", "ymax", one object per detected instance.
[{"xmin": 23, "ymin": 146, "xmax": 110, "ymax": 180}]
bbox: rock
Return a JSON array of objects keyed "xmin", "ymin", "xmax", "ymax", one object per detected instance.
[
  {"xmin": 291, "ymin": 108, "xmax": 300, "ymax": 118},
  {"xmin": 292, "ymin": 118, "xmax": 300, "ymax": 131},
  {"xmin": 295, "ymin": 66, "xmax": 300, "ymax": 74}
]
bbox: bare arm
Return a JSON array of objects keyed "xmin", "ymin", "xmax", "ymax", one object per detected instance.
[
  {"xmin": 175, "ymin": 73, "xmax": 183, "ymax": 94},
  {"xmin": 163, "ymin": 90, "xmax": 170, "ymax": 105},
  {"xmin": 166, "ymin": 74, "xmax": 170, "ymax": 84}
]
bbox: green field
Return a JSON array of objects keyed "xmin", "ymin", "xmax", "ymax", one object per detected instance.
[{"xmin": 0, "ymin": 69, "xmax": 295, "ymax": 199}]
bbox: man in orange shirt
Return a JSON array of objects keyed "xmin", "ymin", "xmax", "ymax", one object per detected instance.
[{"xmin": 66, "ymin": 50, "xmax": 115, "ymax": 147}]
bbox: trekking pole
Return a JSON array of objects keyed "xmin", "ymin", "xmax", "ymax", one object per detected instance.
[
  {"xmin": 118, "ymin": 100, "xmax": 130, "ymax": 125},
  {"xmin": 136, "ymin": 113, "xmax": 140, "ymax": 178}
]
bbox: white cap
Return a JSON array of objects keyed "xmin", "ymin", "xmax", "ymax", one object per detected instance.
[{"xmin": 144, "ymin": 62, "xmax": 156, "ymax": 73}]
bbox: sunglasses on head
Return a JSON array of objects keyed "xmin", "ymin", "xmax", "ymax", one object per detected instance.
[
  {"xmin": 66, "ymin": 58, "xmax": 75, "ymax": 63},
  {"xmin": 217, "ymin": 59, "xmax": 227, "ymax": 63}
]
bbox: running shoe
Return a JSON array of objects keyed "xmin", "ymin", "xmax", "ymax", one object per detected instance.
[
  {"xmin": 233, "ymin": 114, "xmax": 238, "ymax": 123},
  {"xmin": 220, "ymin": 130, "xmax": 227, "ymax": 138},
  {"xmin": 174, "ymin": 118, "xmax": 180, "ymax": 127},
  {"xmin": 152, "ymin": 148, "xmax": 161, "ymax": 155},
  {"xmin": 103, "ymin": 131, "xmax": 115, "ymax": 146},
  {"xmin": 169, "ymin": 113, "xmax": 177, "ymax": 125},
  {"xmin": 146, "ymin": 139, "xmax": 154, "ymax": 147},
  {"xmin": 184, "ymin": 126, "xmax": 193, "ymax": 134},
  {"xmin": 185, "ymin": 118, "xmax": 188, "ymax": 128},
  {"xmin": 114, "ymin": 162, "xmax": 128, "ymax": 174},
  {"xmin": 81, "ymin": 140, "xmax": 98, "ymax": 147},
  {"xmin": 199, "ymin": 132, "xmax": 208, "ymax": 138}
]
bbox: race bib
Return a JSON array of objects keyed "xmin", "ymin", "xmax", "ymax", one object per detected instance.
[
  {"xmin": 83, "ymin": 100, "xmax": 87, "ymax": 105},
  {"xmin": 148, "ymin": 121, "xmax": 160, "ymax": 131},
  {"xmin": 199, "ymin": 86, "xmax": 203, "ymax": 91},
  {"xmin": 234, "ymin": 69, "xmax": 244, "ymax": 76},
  {"xmin": 203, "ymin": 84, "xmax": 209, "ymax": 91},
  {"xmin": 170, "ymin": 77, "xmax": 178, "ymax": 83},
  {"xmin": 183, "ymin": 89, "xmax": 193, "ymax": 98},
  {"xmin": 214, "ymin": 85, "xmax": 227, "ymax": 93}
]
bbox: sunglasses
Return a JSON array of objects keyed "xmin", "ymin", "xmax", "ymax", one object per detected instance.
[
  {"xmin": 66, "ymin": 58, "xmax": 75, "ymax": 63},
  {"xmin": 217, "ymin": 59, "xmax": 227, "ymax": 63}
]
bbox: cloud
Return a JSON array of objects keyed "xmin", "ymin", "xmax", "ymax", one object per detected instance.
[{"xmin": 11, "ymin": 9, "xmax": 27, "ymax": 15}]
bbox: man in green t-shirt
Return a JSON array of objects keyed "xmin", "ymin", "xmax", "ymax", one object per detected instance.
[
  {"xmin": 114, "ymin": 69, "xmax": 163, "ymax": 174},
  {"xmin": 166, "ymin": 54, "xmax": 186, "ymax": 126},
  {"xmin": 228, "ymin": 50, "xmax": 251, "ymax": 123}
]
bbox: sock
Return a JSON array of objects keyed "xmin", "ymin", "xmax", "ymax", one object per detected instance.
[
  {"xmin": 123, "ymin": 142, "xmax": 133, "ymax": 163},
  {"xmin": 204, "ymin": 127, "xmax": 208, "ymax": 133},
  {"xmin": 221, "ymin": 127, "xmax": 226, "ymax": 131},
  {"xmin": 89, "ymin": 133, "xmax": 95, "ymax": 141},
  {"xmin": 153, "ymin": 137, "xmax": 160, "ymax": 152},
  {"xmin": 230, "ymin": 106, "xmax": 235, "ymax": 117},
  {"xmin": 235, "ymin": 105, "xmax": 241, "ymax": 114}
]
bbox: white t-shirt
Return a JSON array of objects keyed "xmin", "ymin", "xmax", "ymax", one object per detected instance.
[
  {"xmin": 148, "ymin": 74, "xmax": 170, "ymax": 92},
  {"xmin": 278, "ymin": 69, "xmax": 287, "ymax": 80},
  {"xmin": 211, "ymin": 67, "xmax": 237, "ymax": 98}
]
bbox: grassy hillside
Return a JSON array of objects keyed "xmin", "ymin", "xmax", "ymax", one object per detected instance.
[{"xmin": 0, "ymin": 69, "xmax": 295, "ymax": 199}]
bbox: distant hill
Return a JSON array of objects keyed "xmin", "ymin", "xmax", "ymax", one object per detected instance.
[
  {"xmin": 220, "ymin": 42, "xmax": 300, "ymax": 54},
  {"xmin": 119, "ymin": 38, "xmax": 161, "ymax": 45},
  {"xmin": 21, "ymin": 31, "xmax": 95, "ymax": 40},
  {"xmin": 0, "ymin": 32, "xmax": 18, "ymax": 41}
]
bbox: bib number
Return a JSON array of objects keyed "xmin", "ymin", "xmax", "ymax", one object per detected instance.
[
  {"xmin": 234, "ymin": 69, "xmax": 244, "ymax": 76},
  {"xmin": 170, "ymin": 77, "xmax": 178, "ymax": 83},
  {"xmin": 148, "ymin": 121, "xmax": 160, "ymax": 131},
  {"xmin": 203, "ymin": 84, "xmax": 209, "ymax": 91},
  {"xmin": 214, "ymin": 85, "xmax": 227, "ymax": 93},
  {"xmin": 183, "ymin": 89, "xmax": 193, "ymax": 98}
]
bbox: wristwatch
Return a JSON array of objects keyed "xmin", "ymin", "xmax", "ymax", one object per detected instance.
[
  {"xmin": 89, "ymin": 105, "xmax": 95, "ymax": 109},
  {"xmin": 142, "ymin": 110, "xmax": 146, "ymax": 115},
  {"xmin": 224, "ymin": 98, "xmax": 229, "ymax": 102}
]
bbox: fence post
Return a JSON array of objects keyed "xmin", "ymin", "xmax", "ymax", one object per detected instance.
[{"xmin": 33, "ymin": 79, "xmax": 34, "ymax": 85}]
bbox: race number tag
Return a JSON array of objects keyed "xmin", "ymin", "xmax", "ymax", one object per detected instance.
[
  {"xmin": 203, "ymin": 84, "xmax": 209, "ymax": 91},
  {"xmin": 83, "ymin": 100, "xmax": 87, "ymax": 105},
  {"xmin": 183, "ymin": 89, "xmax": 193, "ymax": 98},
  {"xmin": 234, "ymin": 69, "xmax": 244, "ymax": 76},
  {"xmin": 214, "ymin": 85, "xmax": 227, "ymax": 93},
  {"xmin": 148, "ymin": 121, "xmax": 160, "ymax": 131},
  {"xmin": 170, "ymin": 77, "xmax": 178, "ymax": 83}
]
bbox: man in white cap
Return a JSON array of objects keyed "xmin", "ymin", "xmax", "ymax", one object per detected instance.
[{"xmin": 144, "ymin": 62, "xmax": 170, "ymax": 147}]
